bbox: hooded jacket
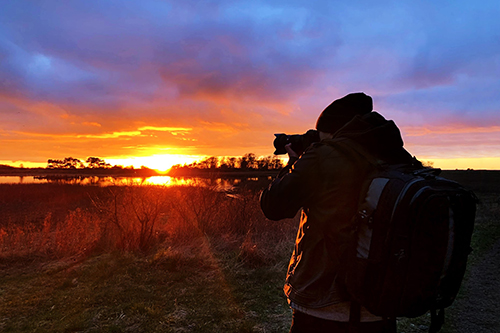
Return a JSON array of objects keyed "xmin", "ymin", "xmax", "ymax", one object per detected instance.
[{"xmin": 260, "ymin": 111, "xmax": 417, "ymax": 309}]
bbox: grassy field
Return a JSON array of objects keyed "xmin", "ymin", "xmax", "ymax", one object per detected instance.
[
  {"xmin": 0, "ymin": 170, "xmax": 498, "ymax": 332},
  {"xmin": 0, "ymin": 182, "xmax": 297, "ymax": 332}
]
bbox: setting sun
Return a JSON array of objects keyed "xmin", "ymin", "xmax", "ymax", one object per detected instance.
[{"xmin": 106, "ymin": 154, "xmax": 204, "ymax": 172}]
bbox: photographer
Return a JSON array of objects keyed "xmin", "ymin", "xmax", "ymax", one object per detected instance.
[{"xmin": 260, "ymin": 93, "xmax": 417, "ymax": 333}]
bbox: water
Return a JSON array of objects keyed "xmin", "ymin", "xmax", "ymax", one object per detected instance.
[
  {"xmin": 0, "ymin": 175, "xmax": 174, "ymax": 186},
  {"xmin": 0, "ymin": 175, "xmax": 273, "ymax": 191}
]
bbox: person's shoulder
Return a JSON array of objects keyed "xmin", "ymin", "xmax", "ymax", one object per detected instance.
[
  {"xmin": 304, "ymin": 141, "xmax": 329, "ymax": 155},
  {"xmin": 306, "ymin": 140, "xmax": 349, "ymax": 160},
  {"xmin": 312, "ymin": 139, "xmax": 347, "ymax": 151}
]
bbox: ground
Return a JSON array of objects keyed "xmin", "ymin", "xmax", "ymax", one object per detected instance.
[{"xmin": 454, "ymin": 239, "xmax": 500, "ymax": 333}]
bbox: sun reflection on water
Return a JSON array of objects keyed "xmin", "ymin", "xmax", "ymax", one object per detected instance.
[{"xmin": 0, "ymin": 176, "xmax": 244, "ymax": 189}]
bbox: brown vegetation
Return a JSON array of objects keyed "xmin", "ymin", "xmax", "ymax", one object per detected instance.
[
  {"xmin": 0, "ymin": 179, "xmax": 299, "ymax": 332},
  {"xmin": 0, "ymin": 182, "xmax": 296, "ymax": 265}
]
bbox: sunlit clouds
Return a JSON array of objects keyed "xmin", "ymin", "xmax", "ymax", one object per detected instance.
[{"xmin": 1, "ymin": 1, "xmax": 499, "ymax": 169}]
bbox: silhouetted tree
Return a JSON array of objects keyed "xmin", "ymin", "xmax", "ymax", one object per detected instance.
[
  {"xmin": 167, "ymin": 153, "xmax": 284, "ymax": 176},
  {"xmin": 205, "ymin": 156, "xmax": 219, "ymax": 169},
  {"xmin": 257, "ymin": 156, "xmax": 272, "ymax": 170},
  {"xmin": 47, "ymin": 157, "xmax": 84, "ymax": 169},
  {"xmin": 240, "ymin": 153, "xmax": 257, "ymax": 170},
  {"xmin": 86, "ymin": 157, "xmax": 111, "ymax": 169},
  {"xmin": 226, "ymin": 157, "xmax": 238, "ymax": 169},
  {"xmin": 47, "ymin": 159, "xmax": 63, "ymax": 169},
  {"xmin": 269, "ymin": 156, "xmax": 284, "ymax": 170}
]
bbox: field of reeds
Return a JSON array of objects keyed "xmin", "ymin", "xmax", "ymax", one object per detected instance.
[
  {"xmin": 0, "ymin": 180, "xmax": 298, "ymax": 332},
  {"xmin": 0, "ymin": 170, "xmax": 499, "ymax": 332}
]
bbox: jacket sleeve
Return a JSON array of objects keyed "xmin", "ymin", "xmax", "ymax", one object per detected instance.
[{"xmin": 260, "ymin": 148, "xmax": 320, "ymax": 221}]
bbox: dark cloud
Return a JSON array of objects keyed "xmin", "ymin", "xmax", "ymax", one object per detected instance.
[{"xmin": 0, "ymin": 0, "xmax": 342, "ymax": 111}]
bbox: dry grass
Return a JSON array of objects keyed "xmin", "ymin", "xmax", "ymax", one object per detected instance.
[
  {"xmin": 0, "ymin": 183, "xmax": 296, "ymax": 263},
  {"xmin": 0, "ymin": 181, "xmax": 297, "ymax": 332}
]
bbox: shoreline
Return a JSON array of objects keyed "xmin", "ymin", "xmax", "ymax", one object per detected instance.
[{"xmin": 0, "ymin": 168, "xmax": 279, "ymax": 178}]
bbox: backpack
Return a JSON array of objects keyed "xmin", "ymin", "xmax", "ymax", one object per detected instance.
[{"xmin": 334, "ymin": 139, "xmax": 477, "ymax": 333}]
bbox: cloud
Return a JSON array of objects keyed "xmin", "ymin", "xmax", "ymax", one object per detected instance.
[
  {"xmin": 404, "ymin": 125, "xmax": 500, "ymax": 137},
  {"xmin": 1, "ymin": 1, "xmax": 332, "ymax": 107},
  {"xmin": 138, "ymin": 126, "xmax": 192, "ymax": 133},
  {"xmin": 0, "ymin": 0, "xmax": 499, "ymax": 166},
  {"xmin": 77, "ymin": 131, "xmax": 143, "ymax": 139},
  {"xmin": 82, "ymin": 122, "xmax": 102, "ymax": 127}
]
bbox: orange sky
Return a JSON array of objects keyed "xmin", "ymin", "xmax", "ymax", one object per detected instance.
[{"xmin": 2, "ymin": 111, "xmax": 500, "ymax": 171}]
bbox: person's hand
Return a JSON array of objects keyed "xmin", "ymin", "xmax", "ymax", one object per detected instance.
[{"xmin": 285, "ymin": 143, "xmax": 299, "ymax": 159}]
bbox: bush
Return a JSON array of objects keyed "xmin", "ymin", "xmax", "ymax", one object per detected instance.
[
  {"xmin": 90, "ymin": 185, "xmax": 170, "ymax": 252},
  {"xmin": 0, "ymin": 209, "xmax": 101, "ymax": 259},
  {"xmin": 0, "ymin": 183, "xmax": 297, "ymax": 262}
]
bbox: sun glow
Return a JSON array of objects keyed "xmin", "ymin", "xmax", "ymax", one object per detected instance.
[
  {"xmin": 106, "ymin": 154, "xmax": 204, "ymax": 172},
  {"xmin": 430, "ymin": 157, "xmax": 500, "ymax": 170}
]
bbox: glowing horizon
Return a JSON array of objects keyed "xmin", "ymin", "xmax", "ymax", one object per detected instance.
[
  {"xmin": 2, "ymin": 152, "xmax": 500, "ymax": 172},
  {"xmin": 0, "ymin": 154, "xmax": 206, "ymax": 172}
]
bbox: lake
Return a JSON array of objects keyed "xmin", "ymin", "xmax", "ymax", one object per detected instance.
[{"xmin": 0, "ymin": 175, "xmax": 274, "ymax": 191}]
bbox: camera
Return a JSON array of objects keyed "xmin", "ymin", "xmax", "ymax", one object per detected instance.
[{"xmin": 273, "ymin": 129, "xmax": 320, "ymax": 155}]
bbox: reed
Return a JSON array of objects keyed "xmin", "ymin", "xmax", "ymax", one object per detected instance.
[{"xmin": 0, "ymin": 183, "xmax": 297, "ymax": 263}]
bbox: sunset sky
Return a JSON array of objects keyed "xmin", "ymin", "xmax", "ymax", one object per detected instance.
[{"xmin": 1, "ymin": 1, "xmax": 499, "ymax": 171}]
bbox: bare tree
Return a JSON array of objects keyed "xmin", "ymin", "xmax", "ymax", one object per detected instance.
[{"xmin": 86, "ymin": 157, "xmax": 111, "ymax": 169}]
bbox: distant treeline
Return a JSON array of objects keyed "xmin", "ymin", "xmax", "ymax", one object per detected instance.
[
  {"xmin": 168, "ymin": 153, "xmax": 284, "ymax": 176},
  {"xmin": 47, "ymin": 157, "xmax": 121, "ymax": 170},
  {"xmin": 0, "ymin": 156, "xmax": 157, "ymax": 177},
  {"xmin": 45, "ymin": 157, "xmax": 158, "ymax": 176},
  {"xmin": 1, "ymin": 154, "xmax": 285, "ymax": 177}
]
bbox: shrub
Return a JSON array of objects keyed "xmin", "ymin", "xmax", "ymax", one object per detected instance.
[
  {"xmin": 0, "ymin": 209, "xmax": 101, "ymax": 259},
  {"xmin": 0, "ymin": 183, "xmax": 297, "ymax": 262},
  {"xmin": 90, "ymin": 185, "xmax": 170, "ymax": 252}
]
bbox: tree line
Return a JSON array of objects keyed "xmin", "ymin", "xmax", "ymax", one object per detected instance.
[
  {"xmin": 168, "ymin": 153, "xmax": 284, "ymax": 176},
  {"xmin": 47, "ymin": 157, "xmax": 114, "ymax": 169},
  {"xmin": 45, "ymin": 154, "xmax": 285, "ymax": 174},
  {"xmin": 45, "ymin": 157, "xmax": 146, "ymax": 170}
]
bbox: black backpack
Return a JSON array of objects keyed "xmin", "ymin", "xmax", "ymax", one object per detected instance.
[{"xmin": 335, "ymin": 139, "xmax": 477, "ymax": 333}]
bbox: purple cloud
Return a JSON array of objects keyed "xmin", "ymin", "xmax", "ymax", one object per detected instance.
[{"xmin": 0, "ymin": 0, "xmax": 499, "ymax": 165}]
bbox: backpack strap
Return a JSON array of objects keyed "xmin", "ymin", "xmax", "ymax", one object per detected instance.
[
  {"xmin": 348, "ymin": 301, "xmax": 361, "ymax": 333},
  {"xmin": 340, "ymin": 137, "xmax": 386, "ymax": 331},
  {"xmin": 430, "ymin": 308, "xmax": 445, "ymax": 333}
]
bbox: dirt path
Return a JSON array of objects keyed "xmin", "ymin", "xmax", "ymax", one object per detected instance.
[{"xmin": 454, "ymin": 239, "xmax": 500, "ymax": 333}]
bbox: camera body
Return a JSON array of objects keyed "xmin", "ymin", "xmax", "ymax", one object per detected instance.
[{"xmin": 273, "ymin": 129, "xmax": 320, "ymax": 155}]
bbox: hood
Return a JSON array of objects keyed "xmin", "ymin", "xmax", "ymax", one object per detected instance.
[{"xmin": 332, "ymin": 111, "xmax": 414, "ymax": 164}]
